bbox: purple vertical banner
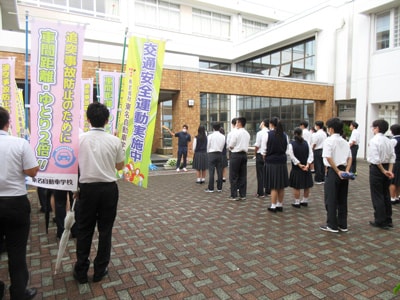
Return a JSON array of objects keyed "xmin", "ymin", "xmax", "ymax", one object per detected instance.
[
  {"xmin": 0, "ymin": 58, "xmax": 17, "ymax": 136},
  {"xmin": 98, "ymin": 70, "xmax": 120, "ymax": 134},
  {"xmin": 29, "ymin": 20, "xmax": 85, "ymax": 191},
  {"xmin": 80, "ymin": 78, "xmax": 93, "ymax": 132}
]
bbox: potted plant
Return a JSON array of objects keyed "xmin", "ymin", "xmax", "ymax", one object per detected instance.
[
  {"xmin": 163, "ymin": 158, "xmax": 177, "ymax": 170},
  {"xmin": 163, "ymin": 158, "xmax": 193, "ymax": 170}
]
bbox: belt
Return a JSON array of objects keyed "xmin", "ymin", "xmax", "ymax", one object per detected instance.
[
  {"xmin": 327, "ymin": 165, "xmax": 346, "ymax": 171},
  {"xmin": 0, "ymin": 195, "xmax": 27, "ymax": 200},
  {"xmin": 232, "ymin": 151, "xmax": 246, "ymax": 154},
  {"xmin": 80, "ymin": 182, "xmax": 116, "ymax": 186}
]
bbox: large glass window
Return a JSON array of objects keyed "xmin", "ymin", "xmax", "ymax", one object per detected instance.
[
  {"xmin": 135, "ymin": 0, "xmax": 180, "ymax": 30},
  {"xmin": 192, "ymin": 8, "xmax": 230, "ymax": 40},
  {"xmin": 237, "ymin": 96, "xmax": 314, "ymax": 143},
  {"xmin": 200, "ymin": 93, "xmax": 231, "ymax": 133},
  {"xmin": 237, "ymin": 38, "xmax": 315, "ymax": 80}
]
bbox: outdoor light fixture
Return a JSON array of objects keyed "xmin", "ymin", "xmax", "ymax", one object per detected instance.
[{"xmin": 187, "ymin": 99, "xmax": 195, "ymax": 107}]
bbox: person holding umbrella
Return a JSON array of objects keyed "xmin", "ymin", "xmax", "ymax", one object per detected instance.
[
  {"xmin": 73, "ymin": 102, "xmax": 124, "ymax": 284},
  {"xmin": 0, "ymin": 107, "xmax": 39, "ymax": 299}
]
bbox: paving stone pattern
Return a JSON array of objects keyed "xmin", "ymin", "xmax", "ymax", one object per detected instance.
[{"xmin": 1, "ymin": 161, "xmax": 400, "ymax": 299}]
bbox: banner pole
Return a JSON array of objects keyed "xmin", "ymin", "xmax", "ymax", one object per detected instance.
[
  {"xmin": 115, "ymin": 27, "xmax": 128, "ymax": 131},
  {"xmin": 24, "ymin": 11, "xmax": 29, "ymax": 139}
]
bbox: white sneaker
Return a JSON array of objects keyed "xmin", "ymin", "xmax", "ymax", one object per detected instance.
[
  {"xmin": 176, "ymin": 168, "xmax": 180, "ymax": 172},
  {"xmin": 320, "ymin": 225, "xmax": 339, "ymax": 233},
  {"xmin": 183, "ymin": 168, "xmax": 187, "ymax": 172}
]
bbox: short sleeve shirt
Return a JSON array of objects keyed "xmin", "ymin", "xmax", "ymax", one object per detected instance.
[
  {"xmin": 0, "ymin": 130, "xmax": 38, "ymax": 196},
  {"xmin": 79, "ymin": 128, "xmax": 125, "ymax": 183}
]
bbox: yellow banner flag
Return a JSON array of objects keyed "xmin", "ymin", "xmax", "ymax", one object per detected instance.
[{"xmin": 117, "ymin": 37, "xmax": 166, "ymax": 188}]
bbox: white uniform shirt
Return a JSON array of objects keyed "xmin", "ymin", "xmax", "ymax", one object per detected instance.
[
  {"xmin": 254, "ymin": 127, "xmax": 269, "ymax": 154},
  {"xmin": 349, "ymin": 128, "xmax": 361, "ymax": 146},
  {"xmin": 367, "ymin": 133, "xmax": 396, "ymax": 165},
  {"xmin": 0, "ymin": 130, "xmax": 38, "ymax": 196},
  {"xmin": 79, "ymin": 128, "xmax": 124, "ymax": 183},
  {"xmin": 207, "ymin": 131, "xmax": 226, "ymax": 152},
  {"xmin": 228, "ymin": 127, "xmax": 250, "ymax": 152},
  {"xmin": 322, "ymin": 133, "xmax": 351, "ymax": 167},
  {"xmin": 312, "ymin": 129, "xmax": 327, "ymax": 150},
  {"xmin": 302, "ymin": 128, "xmax": 312, "ymax": 146}
]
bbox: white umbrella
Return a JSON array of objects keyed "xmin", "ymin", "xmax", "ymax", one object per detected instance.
[{"xmin": 54, "ymin": 199, "xmax": 76, "ymax": 274}]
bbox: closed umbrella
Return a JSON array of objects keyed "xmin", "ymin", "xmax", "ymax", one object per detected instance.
[{"xmin": 54, "ymin": 198, "xmax": 76, "ymax": 274}]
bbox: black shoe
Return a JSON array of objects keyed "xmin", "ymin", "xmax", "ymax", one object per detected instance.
[
  {"xmin": 388, "ymin": 223, "xmax": 394, "ymax": 228},
  {"xmin": 93, "ymin": 268, "xmax": 108, "ymax": 283},
  {"xmin": 276, "ymin": 207, "xmax": 283, "ymax": 212},
  {"xmin": 300, "ymin": 202, "xmax": 308, "ymax": 207},
  {"xmin": 369, "ymin": 221, "xmax": 390, "ymax": 230},
  {"xmin": 291, "ymin": 203, "xmax": 301, "ymax": 208},
  {"xmin": 73, "ymin": 270, "xmax": 88, "ymax": 284},
  {"xmin": 268, "ymin": 207, "xmax": 277, "ymax": 213},
  {"xmin": 0, "ymin": 281, "xmax": 5, "ymax": 300},
  {"xmin": 24, "ymin": 288, "xmax": 37, "ymax": 300}
]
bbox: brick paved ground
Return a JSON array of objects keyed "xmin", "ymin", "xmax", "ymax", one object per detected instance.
[{"xmin": 1, "ymin": 160, "xmax": 400, "ymax": 299}]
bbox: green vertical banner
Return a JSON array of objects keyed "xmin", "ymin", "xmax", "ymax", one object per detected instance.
[{"xmin": 117, "ymin": 37, "xmax": 165, "ymax": 188}]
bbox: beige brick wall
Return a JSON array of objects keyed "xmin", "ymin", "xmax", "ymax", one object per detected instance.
[{"xmin": 1, "ymin": 52, "xmax": 334, "ymax": 157}]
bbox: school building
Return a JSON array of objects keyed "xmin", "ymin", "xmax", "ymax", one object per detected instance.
[{"xmin": 1, "ymin": 0, "xmax": 399, "ymax": 158}]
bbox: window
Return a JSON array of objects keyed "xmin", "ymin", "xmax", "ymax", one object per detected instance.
[
  {"xmin": 376, "ymin": 12, "xmax": 390, "ymax": 50},
  {"xmin": 135, "ymin": 0, "xmax": 180, "ymax": 31},
  {"xmin": 160, "ymin": 100, "xmax": 172, "ymax": 147},
  {"xmin": 395, "ymin": 8, "xmax": 400, "ymax": 47},
  {"xmin": 200, "ymin": 93, "xmax": 231, "ymax": 133},
  {"xmin": 378, "ymin": 103, "xmax": 399, "ymax": 128},
  {"xmin": 193, "ymin": 8, "xmax": 230, "ymax": 39},
  {"xmin": 199, "ymin": 60, "xmax": 231, "ymax": 71},
  {"xmin": 237, "ymin": 97, "xmax": 314, "ymax": 143},
  {"xmin": 375, "ymin": 7, "xmax": 400, "ymax": 50},
  {"xmin": 237, "ymin": 38, "xmax": 315, "ymax": 80},
  {"xmin": 242, "ymin": 19, "xmax": 268, "ymax": 38},
  {"xmin": 18, "ymin": 0, "xmax": 120, "ymax": 19}
]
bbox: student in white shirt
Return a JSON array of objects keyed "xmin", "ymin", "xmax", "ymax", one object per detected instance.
[
  {"xmin": 320, "ymin": 118, "xmax": 352, "ymax": 233},
  {"xmin": 367, "ymin": 119, "xmax": 395, "ymax": 229},
  {"xmin": 348, "ymin": 121, "xmax": 361, "ymax": 174}
]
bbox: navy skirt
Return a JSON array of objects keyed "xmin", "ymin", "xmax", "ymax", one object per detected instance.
[
  {"xmin": 193, "ymin": 151, "xmax": 208, "ymax": 171},
  {"xmin": 264, "ymin": 163, "xmax": 289, "ymax": 190},
  {"xmin": 391, "ymin": 161, "xmax": 400, "ymax": 186},
  {"xmin": 289, "ymin": 166, "xmax": 314, "ymax": 189}
]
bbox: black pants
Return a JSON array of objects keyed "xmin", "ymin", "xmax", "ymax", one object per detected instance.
[
  {"xmin": 53, "ymin": 190, "xmax": 76, "ymax": 239},
  {"xmin": 350, "ymin": 145, "xmax": 359, "ymax": 173},
  {"xmin": 74, "ymin": 182, "xmax": 119, "ymax": 276},
  {"xmin": 324, "ymin": 167, "xmax": 349, "ymax": 230},
  {"xmin": 0, "ymin": 195, "xmax": 31, "ymax": 299},
  {"xmin": 177, "ymin": 147, "xmax": 188, "ymax": 169},
  {"xmin": 313, "ymin": 149, "xmax": 325, "ymax": 182},
  {"xmin": 37, "ymin": 187, "xmax": 52, "ymax": 213},
  {"xmin": 256, "ymin": 153, "xmax": 270, "ymax": 196},
  {"xmin": 207, "ymin": 152, "xmax": 223, "ymax": 191},
  {"xmin": 369, "ymin": 164, "xmax": 392, "ymax": 226},
  {"xmin": 229, "ymin": 152, "xmax": 248, "ymax": 198}
]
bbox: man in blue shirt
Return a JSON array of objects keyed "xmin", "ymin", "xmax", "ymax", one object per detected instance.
[{"xmin": 166, "ymin": 125, "xmax": 191, "ymax": 172}]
